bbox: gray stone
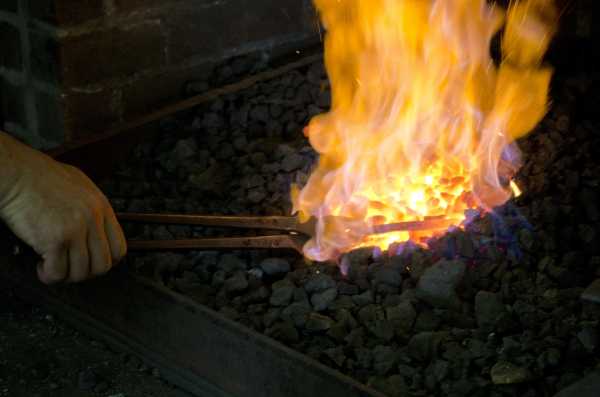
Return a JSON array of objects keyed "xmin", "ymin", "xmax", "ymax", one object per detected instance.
[
  {"xmin": 372, "ymin": 345, "xmax": 398, "ymax": 375},
  {"xmin": 282, "ymin": 302, "xmax": 311, "ymax": 328},
  {"xmin": 263, "ymin": 308, "xmax": 281, "ymax": 328},
  {"xmin": 242, "ymin": 174, "xmax": 265, "ymax": 189},
  {"xmin": 490, "ymin": 361, "xmax": 532, "ymax": 384},
  {"xmin": 247, "ymin": 268, "xmax": 264, "ymax": 280},
  {"xmin": 311, "ymin": 288, "xmax": 338, "ymax": 312},
  {"xmin": 244, "ymin": 286, "xmax": 270, "ymax": 304},
  {"xmin": 407, "ymin": 332, "xmax": 447, "ymax": 362},
  {"xmin": 554, "ymin": 371, "xmax": 600, "ymax": 397},
  {"xmin": 78, "ymin": 369, "xmax": 97, "ymax": 391},
  {"xmin": 329, "ymin": 296, "xmax": 357, "ymax": 311},
  {"xmin": 358, "ymin": 305, "xmax": 395, "ymax": 341},
  {"xmin": 386, "ymin": 301, "xmax": 417, "ymax": 335},
  {"xmin": 270, "ymin": 280, "xmax": 295, "ymax": 307},
  {"xmin": 247, "ymin": 188, "xmax": 267, "ymax": 204},
  {"xmin": 218, "ymin": 254, "xmax": 247, "ymax": 274},
  {"xmin": 338, "ymin": 282, "xmax": 359, "ymax": 295},
  {"xmin": 373, "ymin": 267, "xmax": 403, "ymax": 288},
  {"xmin": 323, "ymin": 347, "xmax": 346, "ymax": 367},
  {"xmin": 224, "ymin": 272, "xmax": 248, "ymax": 293},
  {"xmin": 327, "ymin": 322, "xmax": 349, "ymax": 342},
  {"xmin": 250, "ymin": 105, "xmax": 269, "ymax": 122},
  {"xmin": 416, "ymin": 259, "xmax": 466, "ymax": 309},
  {"xmin": 211, "ymin": 270, "xmax": 226, "ymax": 287},
  {"xmin": 267, "ymin": 321, "xmax": 299, "ymax": 343},
  {"xmin": 355, "ymin": 347, "xmax": 373, "ymax": 369},
  {"xmin": 305, "ymin": 313, "xmax": 335, "ymax": 332},
  {"xmin": 368, "ymin": 321, "xmax": 395, "ymax": 342},
  {"xmin": 259, "ymin": 258, "xmax": 291, "ymax": 276},
  {"xmin": 343, "ymin": 247, "xmax": 374, "ymax": 268},
  {"xmin": 353, "ymin": 290, "xmax": 374, "ymax": 307},
  {"xmin": 172, "ymin": 138, "xmax": 197, "ymax": 161},
  {"xmin": 474, "ymin": 291, "xmax": 506, "ymax": 331},
  {"xmin": 281, "ymin": 152, "xmax": 305, "ymax": 172},
  {"xmin": 345, "ymin": 328, "xmax": 366, "ymax": 348},
  {"xmin": 304, "ymin": 274, "xmax": 336, "ymax": 294}
]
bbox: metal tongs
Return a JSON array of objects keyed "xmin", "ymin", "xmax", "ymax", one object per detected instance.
[{"xmin": 117, "ymin": 213, "xmax": 456, "ymax": 255}]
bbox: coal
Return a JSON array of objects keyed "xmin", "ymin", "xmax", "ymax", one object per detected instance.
[
  {"xmin": 490, "ymin": 361, "xmax": 532, "ymax": 385},
  {"xmin": 416, "ymin": 259, "xmax": 466, "ymax": 310},
  {"xmin": 385, "ymin": 301, "xmax": 417, "ymax": 337},
  {"xmin": 224, "ymin": 271, "xmax": 249, "ymax": 293},
  {"xmin": 105, "ymin": 57, "xmax": 600, "ymax": 396},
  {"xmin": 305, "ymin": 313, "xmax": 335, "ymax": 332},
  {"xmin": 311, "ymin": 288, "xmax": 338, "ymax": 312},
  {"xmin": 407, "ymin": 331, "xmax": 447, "ymax": 362},
  {"xmin": 218, "ymin": 254, "xmax": 247, "ymax": 274},
  {"xmin": 474, "ymin": 291, "xmax": 506, "ymax": 332},
  {"xmin": 304, "ymin": 274, "xmax": 336, "ymax": 294},
  {"xmin": 269, "ymin": 279, "xmax": 295, "ymax": 307},
  {"xmin": 554, "ymin": 371, "xmax": 600, "ymax": 397},
  {"xmin": 259, "ymin": 258, "xmax": 291, "ymax": 276}
]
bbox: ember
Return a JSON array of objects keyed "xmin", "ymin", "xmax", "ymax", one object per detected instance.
[{"xmin": 293, "ymin": 0, "xmax": 557, "ymax": 261}]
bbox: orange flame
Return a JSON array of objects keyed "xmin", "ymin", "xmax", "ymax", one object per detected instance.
[{"xmin": 292, "ymin": 0, "xmax": 556, "ymax": 261}]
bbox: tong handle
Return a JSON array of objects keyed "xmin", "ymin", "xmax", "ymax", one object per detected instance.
[
  {"xmin": 117, "ymin": 213, "xmax": 301, "ymax": 233},
  {"xmin": 127, "ymin": 235, "xmax": 306, "ymax": 254}
]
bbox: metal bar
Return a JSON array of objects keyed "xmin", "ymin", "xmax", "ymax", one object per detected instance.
[
  {"xmin": 372, "ymin": 217, "xmax": 458, "ymax": 234},
  {"xmin": 0, "ymin": 243, "xmax": 385, "ymax": 397},
  {"xmin": 127, "ymin": 235, "xmax": 307, "ymax": 254},
  {"xmin": 118, "ymin": 213, "xmax": 302, "ymax": 234}
]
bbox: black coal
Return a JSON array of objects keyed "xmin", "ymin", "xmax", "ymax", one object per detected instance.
[{"xmin": 102, "ymin": 54, "xmax": 600, "ymax": 397}]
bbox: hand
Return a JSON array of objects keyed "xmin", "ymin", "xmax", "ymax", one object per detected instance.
[{"xmin": 0, "ymin": 133, "xmax": 127, "ymax": 284}]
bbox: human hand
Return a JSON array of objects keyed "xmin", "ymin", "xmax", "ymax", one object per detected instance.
[{"xmin": 0, "ymin": 133, "xmax": 127, "ymax": 284}]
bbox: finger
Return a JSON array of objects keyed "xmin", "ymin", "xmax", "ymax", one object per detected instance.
[
  {"xmin": 37, "ymin": 247, "xmax": 68, "ymax": 284},
  {"xmin": 88, "ymin": 217, "xmax": 113, "ymax": 277},
  {"xmin": 104, "ymin": 208, "xmax": 127, "ymax": 263},
  {"xmin": 66, "ymin": 234, "xmax": 90, "ymax": 283}
]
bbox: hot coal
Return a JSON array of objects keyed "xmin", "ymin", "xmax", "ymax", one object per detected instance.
[{"xmin": 103, "ymin": 57, "xmax": 600, "ymax": 397}]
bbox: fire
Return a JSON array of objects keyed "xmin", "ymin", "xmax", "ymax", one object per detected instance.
[{"xmin": 292, "ymin": 0, "xmax": 556, "ymax": 261}]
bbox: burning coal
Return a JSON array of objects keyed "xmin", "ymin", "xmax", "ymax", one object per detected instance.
[{"xmin": 292, "ymin": 0, "xmax": 557, "ymax": 261}]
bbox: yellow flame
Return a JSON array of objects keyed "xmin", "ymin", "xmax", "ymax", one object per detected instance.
[
  {"xmin": 293, "ymin": 0, "xmax": 556, "ymax": 261},
  {"xmin": 510, "ymin": 180, "xmax": 523, "ymax": 197}
]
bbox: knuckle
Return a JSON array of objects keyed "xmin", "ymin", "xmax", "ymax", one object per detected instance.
[{"xmin": 43, "ymin": 269, "xmax": 65, "ymax": 284}]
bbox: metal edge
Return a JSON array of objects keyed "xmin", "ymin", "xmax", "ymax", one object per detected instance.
[{"xmin": 0, "ymin": 251, "xmax": 385, "ymax": 397}]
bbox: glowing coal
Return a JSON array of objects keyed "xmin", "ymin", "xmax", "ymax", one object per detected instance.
[{"xmin": 292, "ymin": 0, "xmax": 556, "ymax": 261}]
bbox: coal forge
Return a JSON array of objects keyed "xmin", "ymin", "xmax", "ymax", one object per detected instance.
[{"xmin": 97, "ymin": 33, "xmax": 600, "ymax": 396}]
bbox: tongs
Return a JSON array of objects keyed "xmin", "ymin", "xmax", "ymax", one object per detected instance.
[{"xmin": 117, "ymin": 213, "xmax": 456, "ymax": 255}]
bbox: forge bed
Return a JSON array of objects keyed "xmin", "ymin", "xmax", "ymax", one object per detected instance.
[{"xmin": 2, "ymin": 50, "xmax": 600, "ymax": 397}]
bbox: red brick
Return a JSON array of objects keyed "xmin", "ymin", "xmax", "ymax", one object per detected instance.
[
  {"xmin": 113, "ymin": 0, "xmax": 179, "ymax": 13},
  {"xmin": 63, "ymin": 88, "xmax": 121, "ymax": 140},
  {"xmin": 121, "ymin": 63, "xmax": 213, "ymax": 117},
  {"xmin": 29, "ymin": 0, "xmax": 105, "ymax": 26},
  {"xmin": 165, "ymin": 0, "xmax": 317, "ymax": 65},
  {"xmin": 60, "ymin": 20, "xmax": 166, "ymax": 86},
  {"xmin": 165, "ymin": 3, "xmax": 245, "ymax": 64},
  {"xmin": 243, "ymin": 0, "xmax": 317, "ymax": 43}
]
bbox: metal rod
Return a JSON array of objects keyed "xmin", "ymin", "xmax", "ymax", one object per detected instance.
[
  {"xmin": 372, "ymin": 218, "xmax": 457, "ymax": 234},
  {"xmin": 118, "ymin": 213, "xmax": 303, "ymax": 233},
  {"xmin": 127, "ymin": 235, "xmax": 306, "ymax": 254}
]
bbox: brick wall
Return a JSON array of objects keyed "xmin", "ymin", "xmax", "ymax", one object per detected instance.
[{"xmin": 0, "ymin": 0, "xmax": 319, "ymax": 149}]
